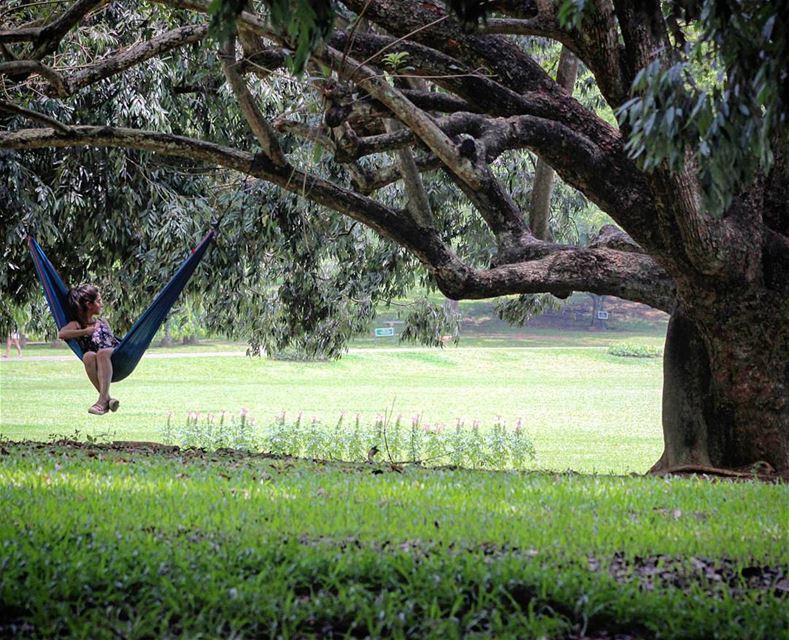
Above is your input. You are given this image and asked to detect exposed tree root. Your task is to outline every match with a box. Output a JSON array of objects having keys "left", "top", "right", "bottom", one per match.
[{"left": 650, "top": 462, "right": 785, "bottom": 482}]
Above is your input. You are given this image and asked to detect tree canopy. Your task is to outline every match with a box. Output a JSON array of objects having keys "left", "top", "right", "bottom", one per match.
[{"left": 1, "top": 0, "right": 787, "bottom": 473}]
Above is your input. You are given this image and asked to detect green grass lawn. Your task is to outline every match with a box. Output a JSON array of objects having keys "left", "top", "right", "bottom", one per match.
[
  {"left": 1, "top": 443, "right": 786, "bottom": 639},
  {"left": 0, "top": 340, "right": 665, "bottom": 473}
]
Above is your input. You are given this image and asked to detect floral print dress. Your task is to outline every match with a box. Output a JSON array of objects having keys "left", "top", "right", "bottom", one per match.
[{"left": 77, "top": 319, "right": 120, "bottom": 353}]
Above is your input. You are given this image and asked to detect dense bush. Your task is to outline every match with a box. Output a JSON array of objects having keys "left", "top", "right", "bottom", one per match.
[{"left": 607, "top": 342, "right": 663, "bottom": 358}]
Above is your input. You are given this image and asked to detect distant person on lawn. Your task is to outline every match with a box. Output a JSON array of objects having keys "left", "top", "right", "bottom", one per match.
[
  {"left": 4, "top": 329, "right": 22, "bottom": 358},
  {"left": 58, "top": 284, "right": 120, "bottom": 416}
]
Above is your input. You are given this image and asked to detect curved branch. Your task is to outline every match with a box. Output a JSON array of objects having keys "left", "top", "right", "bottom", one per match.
[
  {"left": 479, "top": 113, "right": 665, "bottom": 254},
  {"left": 439, "top": 247, "right": 676, "bottom": 312}
]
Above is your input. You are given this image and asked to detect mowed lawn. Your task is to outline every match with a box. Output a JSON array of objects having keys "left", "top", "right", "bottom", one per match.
[
  {"left": 1, "top": 444, "right": 787, "bottom": 639},
  {"left": 0, "top": 342, "right": 665, "bottom": 473}
]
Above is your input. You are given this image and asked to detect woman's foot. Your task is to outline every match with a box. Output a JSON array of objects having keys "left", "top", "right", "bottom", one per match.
[
  {"left": 88, "top": 402, "right": 108, "bottom": 415},
  {"left": 108, "top": 398, "right": 120, "bottom": 412}
]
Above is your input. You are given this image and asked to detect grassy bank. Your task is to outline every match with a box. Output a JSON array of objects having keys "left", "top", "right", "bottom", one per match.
[
  {"left": 1, "top": 343, "right": 664, "bottom": 473},
  {"left": 0, "top": 443, "right": 786, "bottom": 639}
]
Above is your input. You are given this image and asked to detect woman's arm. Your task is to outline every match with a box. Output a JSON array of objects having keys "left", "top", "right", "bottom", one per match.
[{"left": 58, "top": 321, "right": 94, "bottom": 340}]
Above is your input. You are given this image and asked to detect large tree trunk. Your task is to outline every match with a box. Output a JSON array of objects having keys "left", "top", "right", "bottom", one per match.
[{"left": 653, "top": 296, "right": 788, "bottom": 474}]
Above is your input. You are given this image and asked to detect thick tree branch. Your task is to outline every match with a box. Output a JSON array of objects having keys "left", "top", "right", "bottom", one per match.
[
  {"left": 612, "top": 0, "right": 669, "bottom": 81},
  {"left": 0, "top": 59, "right": 67, "bottom": 96},
  {"left": 0, "top": 28, "right": 42, "bottom": 44},
  {"left": 150, "top": 0, "right": 637, "bottom": 240},
  {"left": 220, "top": 35, "right": 287, "bottom": 166},
  {"left": 325, "top": 47, "right": 533, "bottom": 245},
  {"left": 399, "top": 89, "right": 477, "bottom": 114},
  {"left": 0, "top": 124, "right": 457, "bottom": 269},
  {"left": 62, "top": 23, "right": 209, "bottom": 95},
  {"left": 487, "top": 0, "right": 628, "bottom": 107},
  {"left": 441, "top": 246, "right": 675, "bottom": 312},
  {"left": 342, "top": 0, "right": 620, "bottom": 149},
  {"left": 478, "top": 113, "right": 665, "bottom": 254}
]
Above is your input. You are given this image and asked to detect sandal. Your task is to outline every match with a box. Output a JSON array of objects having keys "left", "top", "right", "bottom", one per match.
[
  {"left": 108, "top": 398, "right": 120, "bottom": 412},
  {"left": 88, "top": 402, "right": 108, "bottom": 416}
]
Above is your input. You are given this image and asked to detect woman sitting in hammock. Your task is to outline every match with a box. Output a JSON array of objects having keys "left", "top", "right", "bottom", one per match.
[{"left": 57, "top": 284, "right": 120, "bottom": 415}]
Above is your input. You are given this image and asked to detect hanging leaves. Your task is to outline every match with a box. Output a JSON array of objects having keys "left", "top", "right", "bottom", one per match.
[{"left": 208, "top": 0, "right": 335, "bottom": 74}]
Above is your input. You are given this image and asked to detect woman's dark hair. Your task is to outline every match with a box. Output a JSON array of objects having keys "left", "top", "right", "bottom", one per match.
[{"left": 67, "top": 284, "right": 100, "bottom": 325}]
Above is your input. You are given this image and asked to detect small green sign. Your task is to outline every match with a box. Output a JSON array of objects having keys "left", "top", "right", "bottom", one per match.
[{"left": 374, "top": 327, "right": 395, "bottom": 337}]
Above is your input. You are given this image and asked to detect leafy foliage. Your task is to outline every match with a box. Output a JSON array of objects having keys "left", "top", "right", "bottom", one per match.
[{"left": 616, "top": 0, "right": 787, "bottom": 213}]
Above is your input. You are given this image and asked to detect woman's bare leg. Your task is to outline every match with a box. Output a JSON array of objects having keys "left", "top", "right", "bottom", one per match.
[
  {"left": 96, "top": 348, "right": 113, "bottom": 405},
  {"left": 83, "top": 352, "right": 100, "bottom": 392}
]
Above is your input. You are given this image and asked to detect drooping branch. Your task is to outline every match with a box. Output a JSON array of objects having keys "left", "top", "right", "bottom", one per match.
[{"left": 0, "top": 124, "right": 454, "bottom": 268}]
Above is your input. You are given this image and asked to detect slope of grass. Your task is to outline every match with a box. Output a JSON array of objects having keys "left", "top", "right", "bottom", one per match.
[
  {"left": 1, "top": 345, "right": 663, "bottom": 473},
  {"left": 0, "top": 443, "right": 786, "bottom": 639}
]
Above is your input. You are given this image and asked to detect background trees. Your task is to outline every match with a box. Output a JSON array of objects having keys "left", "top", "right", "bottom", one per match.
[{"left": 1, "top": 0, "right": 786, "bottom": 472}]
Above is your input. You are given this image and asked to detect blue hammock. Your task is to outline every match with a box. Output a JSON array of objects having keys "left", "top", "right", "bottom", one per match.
[{"left": 28, "top": 231, "right": 215, "bottom": 382}]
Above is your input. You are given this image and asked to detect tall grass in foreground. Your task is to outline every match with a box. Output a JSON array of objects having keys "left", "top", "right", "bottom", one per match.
[{"left": 1, "top": 443, "right": 786, "bottom": 639}]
